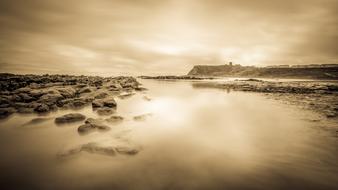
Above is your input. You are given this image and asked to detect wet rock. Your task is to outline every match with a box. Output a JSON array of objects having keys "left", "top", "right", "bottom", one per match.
[
  {"left": 19, "top": 93, "right": 35, "bottom": 102},
  {"left": 0, "top": 107, "right": 16, "bottom": 119},
  {"left": 326, "top": 112, "right": 337, "bottom": 118},
  {"left": 96, "top": 107, "right": 115, "bottom": 116},
  {"left": 135, "top": 87, "right": 148, "bottom": 91},
  {"left": 17, "top": 107, "right": 35, "bottom": 114},
  {"left": 57, "top": 87, "right": 76, "bottom": 98},
  {"left": 72, "top": 99, "right": 87, "bottom": 108},
  {"left": 92, "top": 99, "right": 104, "bottom": 108},
  {"left": 133, "top": 113, "right": 152, "bottom": 121},
  {"left": 23, "top": 117, "right": 52, "bottom": 126},
  {"left": 78, "top": 87, "right": 91, "bottom": 94},
  {"left": 30, "top": 90, "right": 44, "bottom": 98},
  {"left": 115, "top": 146, "right": 139, "bottom": 155},
  {"left": 118, "top": 92, "right": 135, "bottom": 99},
  {"left": 78, "top": 123, "right": 95, "bottom": 134},
  {"left": 79, "top": 143, "right": 116, "bottom": 156},
  {"left": 38, "top": 93, "right": 63, "bottom": 105},
  {"left": 105, "top": 115, "right": 124, "bottom": 123},
  {"left": 57, "top": 143, "right": 139, "bottom": 158},
  {"left": 55, "top": 113, "right": 86, "bottom": 124},
  {"left": 94, "top": 92, "right": 108, "bottom": 99},
  {"left": 103, "top": 98, "right": 117, "bottom": 108},
  {"left": 78, "top": 118, "right": 110, "bottom": 134},
  {"left": 34, "top": 104, "right": 50, "bottom": 113},
  {"left": 0, "top": 74, "right": 142, "bottom": 115},
  {"left": 143, "top": 96, "right": 152, "bottom": 101}
]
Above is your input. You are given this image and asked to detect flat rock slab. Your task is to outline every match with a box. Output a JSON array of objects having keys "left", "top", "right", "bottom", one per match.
[
  {"left": 22, "top": 117, "right": 52, "bottom": 126},
  {"left": 133, "top": 113, "right": 153, "bottom": 121},
  {"left": 96, "top": 107, "right": 115, "bottom": 116},
  {"left": 105, "top": 115, "right": 124, "bottom": 123},
  {"left": 78, "top": 118, "right": 110, "bottom": 134},
  {"left": 57, "top": 142, "right": 140, "bottom": 158},
  {"left": 55, "top": 113, "right": 86, "bottom": 124}
]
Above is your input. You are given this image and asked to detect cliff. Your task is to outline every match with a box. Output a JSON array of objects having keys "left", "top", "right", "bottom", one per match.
[{"left": 187, "top": 65, "right": 338, "bottom": 79}]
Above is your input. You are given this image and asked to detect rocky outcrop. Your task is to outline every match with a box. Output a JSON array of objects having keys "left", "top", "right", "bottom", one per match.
[
  {"left": 0, "top": 74, "right": 142, "bottom": 119},
  {"left": 55, "top": 113, "right": 86, "bottom": 124}
]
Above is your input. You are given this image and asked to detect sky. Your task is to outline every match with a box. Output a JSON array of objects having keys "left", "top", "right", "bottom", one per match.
[{"left": 0, "top": 0, "right": 337, "bottom": 76}]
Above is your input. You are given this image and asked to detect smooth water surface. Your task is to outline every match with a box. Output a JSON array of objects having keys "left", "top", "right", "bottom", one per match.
[{"left": 0, "top": 79, "right": 337, "bottom": 190}]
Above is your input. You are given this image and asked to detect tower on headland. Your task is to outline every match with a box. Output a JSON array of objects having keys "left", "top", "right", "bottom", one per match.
[{"left": 229, "top": 62, "right": 233, "bottom": 66}]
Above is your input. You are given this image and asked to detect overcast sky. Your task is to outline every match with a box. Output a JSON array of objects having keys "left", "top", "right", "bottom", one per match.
[{"left": 0, "top": 0, "right": 337, "bottom": 75}]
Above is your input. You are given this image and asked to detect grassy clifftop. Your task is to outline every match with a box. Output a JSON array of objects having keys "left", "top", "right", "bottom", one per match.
[{"left": 187, "top": 65, "right": 338, "bottom": 79}]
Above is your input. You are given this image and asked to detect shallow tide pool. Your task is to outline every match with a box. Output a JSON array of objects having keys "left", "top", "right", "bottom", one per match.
[{"left": 0, "top": 79, "right": 337, "bottom": 190}]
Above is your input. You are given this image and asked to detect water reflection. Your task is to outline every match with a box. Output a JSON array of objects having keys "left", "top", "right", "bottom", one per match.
[{"left": 0, "top": 79, "right": 337, "bottom": 189}]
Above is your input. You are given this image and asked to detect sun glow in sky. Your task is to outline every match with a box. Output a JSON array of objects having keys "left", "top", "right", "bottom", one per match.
[{"left": 0, "top": 0, "right": 337, "bottom": 75}]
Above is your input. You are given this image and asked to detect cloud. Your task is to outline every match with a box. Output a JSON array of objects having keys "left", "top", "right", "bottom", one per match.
[{"left": 0, "top": 0, "right": 337, "bottom": 75}]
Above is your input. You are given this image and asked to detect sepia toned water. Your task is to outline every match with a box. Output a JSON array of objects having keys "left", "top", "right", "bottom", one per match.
[{"left": 0, "top": 79, "right": 337, "bottom": 190}]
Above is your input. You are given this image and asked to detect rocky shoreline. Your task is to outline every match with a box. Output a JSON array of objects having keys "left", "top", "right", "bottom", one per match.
[
  {"left": 192, "top": 79, "right": 338, "bottom": 119},
  {"left": 138, "top": 75, "right": 215, "bottom": 80},
  {"left": 0, "top": 73, "right": 146, "bottom": 119}
]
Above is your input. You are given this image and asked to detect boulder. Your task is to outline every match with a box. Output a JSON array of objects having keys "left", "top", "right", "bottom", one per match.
[
  {"left": 55, "top": 113, "right": 86, "bottom": 124},
  {"left": 57, "top": 87, "right": 76, "bottom": 98},
  {"left": 38, "top": 93, "right": 63, "bottom": 105}
]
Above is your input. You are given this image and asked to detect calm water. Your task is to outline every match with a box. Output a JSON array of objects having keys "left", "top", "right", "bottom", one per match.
[{"left": 0, "top": 79, "right": 337, "bottom": 190}]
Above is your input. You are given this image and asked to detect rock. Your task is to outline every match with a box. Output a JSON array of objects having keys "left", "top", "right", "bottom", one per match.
[
  {"left": 118, "top": 92, "right": 135, "bottom": 99},
  {"left": 0, "top": 107, "right": 16, "bottom": 119},
  {"left": 96, "top": 107, "right": 115, "bottom": 116},
  {"left": 78, "top": 87, "right": 91, "bottom": 94},
  {"left": 133, "top": 113, "right": 152, "bottom": 121},
  {"left": 14, "top": 87, "right": 31, "bottom": 94},
  {"left": 55, "top": 113, "right": 86, "bottom": 124},
  {"left": 79, "top": 143, "right": 116, "bottom": 156},
  {"left": 17, "top": 107, "right": 35, "bottom": 113},
  {"left": 23, "top": 117, "right": 51, "bottom": 126},
  {"left": 34, "top": 104, "right": 50, "bottom": 113},
  {"left": 19, "top": 93, "right": 35, "bottom": 102},
  {"left": 94, "top": 92, "right": 108, "bottom": 99},
  {"left": 103, "top": 98, "right": 117, "bottom": 108},
  {"left": 105, "top": 115, "right": 124, "bottom": 123},
  {"left": 143, "top": 96, "right": 151, "bottom": 101},
  {"left": 115, "top": 146, "right": 139, "bottom": 155},
  {"left": 78, "top": 118, "right": 110, "bottom": 134},
  {"left": 135, "top": 87, "right": 148, "bottom": 91},
  {"left": 72, "top": 99, "right": 88, "bottom": 108},
  {"left": 92, "top": 99, "right": 104, "bottom": 108},
  {"left": 78, "top": 123, "right": 95, "bottom": 134},
  {"left": 57, "top": 143, "right": 139, "bottom": 158},
  {"left": 38, "top": 93, "right": 63, "bottom": 105},
  {"left": 326, "top": 112, "right": 337, "bottom": 118},
  {"left": 57, "top": 87, "right": 76, "bottom": 98},
  {"left": 30, "top": 90, "right": 44, "bottom": 98}
]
